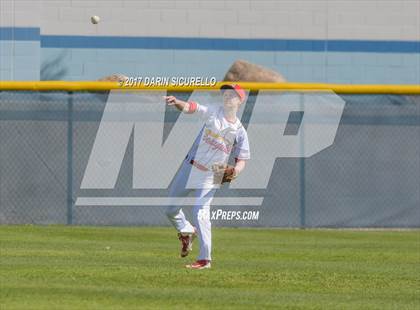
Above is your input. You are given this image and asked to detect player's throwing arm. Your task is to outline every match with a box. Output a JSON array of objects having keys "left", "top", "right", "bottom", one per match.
[{"left": 163, "top": 96, "right": 194, "bottom": 114}]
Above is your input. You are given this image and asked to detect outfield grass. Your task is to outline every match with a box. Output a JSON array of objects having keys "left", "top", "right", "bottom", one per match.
[{"left": 0, "top": 226, "right": 419, "bottom": 309}]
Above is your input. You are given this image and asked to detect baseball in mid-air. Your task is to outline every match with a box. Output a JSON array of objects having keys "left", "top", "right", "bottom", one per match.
[{"left": 91, "top": 15, "right": 100, "bottom": 24}]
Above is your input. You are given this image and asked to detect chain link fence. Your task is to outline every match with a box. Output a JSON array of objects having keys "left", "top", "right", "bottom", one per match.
[{"left": 0, "top": 90, "right": 419, "bottom": 227}]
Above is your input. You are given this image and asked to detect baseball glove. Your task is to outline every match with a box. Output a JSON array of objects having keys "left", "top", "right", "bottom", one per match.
[{"left": 212, "top": 163, "right": 237, "bottom": 184}]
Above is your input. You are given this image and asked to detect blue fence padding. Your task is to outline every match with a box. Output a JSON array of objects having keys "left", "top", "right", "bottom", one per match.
[{"left": 0, "top": 91, "right": 419, "bottom": 227}]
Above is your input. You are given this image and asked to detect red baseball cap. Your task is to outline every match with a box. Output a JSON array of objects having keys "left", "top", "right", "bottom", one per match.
[{"left": 220, "top": 84, "right": 246, "bottom": 103}]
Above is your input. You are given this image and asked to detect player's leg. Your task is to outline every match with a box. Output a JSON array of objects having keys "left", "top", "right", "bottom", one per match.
[
  {"left": 166, "top": 160, "right": 198, "bottom": 258},
  {"left": 189, "top": 187, "right": 215, "bottom": 267},
  {"left": 165, "top": 160, "right": 195, "bottom": 234}
]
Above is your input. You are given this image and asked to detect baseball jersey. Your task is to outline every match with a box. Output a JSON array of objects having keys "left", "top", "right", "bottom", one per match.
[{"left": 185, "top": 102, "right": 250, "bottom": 169}]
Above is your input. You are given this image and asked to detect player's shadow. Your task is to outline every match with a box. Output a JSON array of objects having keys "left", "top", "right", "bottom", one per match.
[{"left": 41, "top": 50, "right": 68, "bottom": 80}]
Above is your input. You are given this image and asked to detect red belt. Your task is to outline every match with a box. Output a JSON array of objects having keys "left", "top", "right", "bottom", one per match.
[{"left": 189, "top": 160, "right": 209, "bottom": 172}]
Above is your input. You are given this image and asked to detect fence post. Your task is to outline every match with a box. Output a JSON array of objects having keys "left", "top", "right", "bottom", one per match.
[
  {"left": 299, "top": 93, "right": 306, "bottom": 228},
  {"left": 67, "top": 91, "right": 73, "bottom": 225}
]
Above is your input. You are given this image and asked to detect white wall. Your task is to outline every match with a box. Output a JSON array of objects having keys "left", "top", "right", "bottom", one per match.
[
  {"left": 1, "top": 0, "right": 419, "bottom": 82},
  {"left": 1, "top": 0, "right": 41, "bottom": 27},
  {"left": 40, "top": 0, "right": 420, "bottom": 41},
  {"left": 0, "top": 0, "right": 41, "bottom": 80}
]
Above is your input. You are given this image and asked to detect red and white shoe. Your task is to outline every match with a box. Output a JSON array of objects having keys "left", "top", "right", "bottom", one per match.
[
  {"left": 186, "top": 260, "right": 211, "bottom": 269},
  {"left": 178, "top": 230, "right": 196, "bottom": 258}
]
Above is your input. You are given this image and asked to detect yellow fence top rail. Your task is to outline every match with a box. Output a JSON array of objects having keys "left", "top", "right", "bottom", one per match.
[{"left": 0, "top": 81, "right": 419, "bottom": 94}]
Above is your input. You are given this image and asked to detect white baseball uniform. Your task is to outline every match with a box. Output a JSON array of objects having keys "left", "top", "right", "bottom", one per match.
[{"left": 166, "top": 101, "right": 250, "bottom": 261}]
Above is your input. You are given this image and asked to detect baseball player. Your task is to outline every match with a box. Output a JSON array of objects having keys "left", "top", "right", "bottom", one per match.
[{"left": 163, "top": 84, "right": 250, "bottom": 269}]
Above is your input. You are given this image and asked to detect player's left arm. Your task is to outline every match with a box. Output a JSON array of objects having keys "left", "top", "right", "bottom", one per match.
[
  {"left": 232, "top": 127, "right": 250, "bottom": 178},
  {"left": 233, "top": 159, "right": 246, "bottom": 177},
  {"left": 212, "top": 126, "right": 250, "bottom": 184}
]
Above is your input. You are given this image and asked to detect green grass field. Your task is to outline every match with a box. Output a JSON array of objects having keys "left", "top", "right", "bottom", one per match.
[{"left": 0, "top": 226, "right": 419, "bottom": 309}]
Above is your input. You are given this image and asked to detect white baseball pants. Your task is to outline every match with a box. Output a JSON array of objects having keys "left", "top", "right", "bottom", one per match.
[{"left": 165, "top": 160, "right": 216, "bottom": 261}]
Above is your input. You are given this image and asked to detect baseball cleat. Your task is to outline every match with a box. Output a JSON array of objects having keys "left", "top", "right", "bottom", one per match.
[
  {"left": 178, "top": 230, "right": 196, "bottom": 258},
  {"left": 186, "top": 260, "right": 211, "bottom": 269}
]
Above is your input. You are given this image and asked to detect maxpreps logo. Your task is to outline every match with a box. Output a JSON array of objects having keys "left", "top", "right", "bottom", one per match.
[
  {"left": 75, "top": 90, "right": 345, "bottom": 207},
  {"left": 198, "top": 209, "right": 260, "bottom": 221}
]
